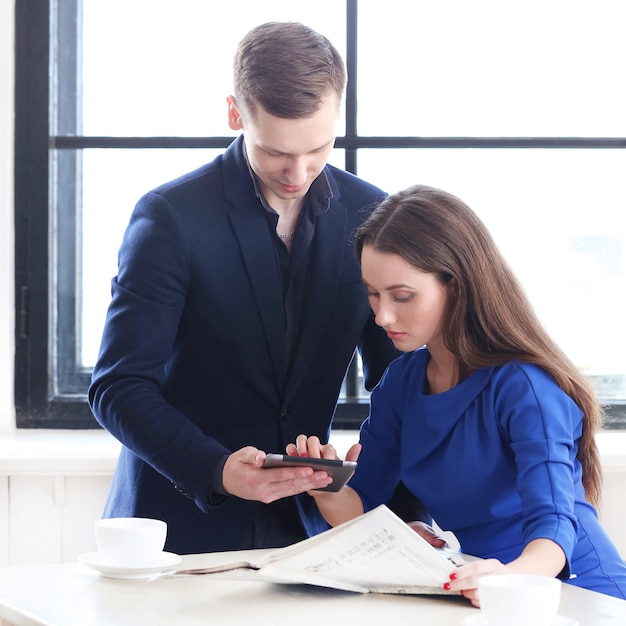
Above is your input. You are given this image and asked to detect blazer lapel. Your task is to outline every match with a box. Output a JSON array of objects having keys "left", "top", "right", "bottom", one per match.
[
  {"left": 222, "top": 138, "right": 287, "bottom": 388},
  {"left": 221, "top": 138, "right": 347, "bottom": 401},
  {"left": 283, "top": 201, "right": 347, "bottom": 400},
  {"left": 229, "top": 204, "right": 287, "bottom": 388}
]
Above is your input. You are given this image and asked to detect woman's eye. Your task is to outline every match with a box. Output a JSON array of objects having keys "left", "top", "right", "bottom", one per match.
[{"left": 393, "top": 294, "right": 412, "bottom": 303}]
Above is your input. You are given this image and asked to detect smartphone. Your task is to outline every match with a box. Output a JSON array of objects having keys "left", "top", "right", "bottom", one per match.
[{"left": 262, "top": 454, "right": 357, "bottom": 492}]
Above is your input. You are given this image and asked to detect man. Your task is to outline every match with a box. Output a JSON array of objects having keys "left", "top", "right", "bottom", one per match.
[{"left": 89, "top": 21, "right": 433, "bottom": 554}]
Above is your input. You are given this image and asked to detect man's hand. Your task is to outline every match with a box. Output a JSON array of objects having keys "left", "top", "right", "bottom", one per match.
[{"left": 221, "top": 446, "right": 333, "bottom": 502}]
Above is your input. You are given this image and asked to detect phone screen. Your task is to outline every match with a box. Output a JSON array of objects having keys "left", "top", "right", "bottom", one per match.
[{"left": 262, "top": 454, "right": 357, "bottom": 492}]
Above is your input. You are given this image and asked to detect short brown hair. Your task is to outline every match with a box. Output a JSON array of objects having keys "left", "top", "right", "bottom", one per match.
[{"left": 233, "top": 21, "right": 346, "bottom": 119}]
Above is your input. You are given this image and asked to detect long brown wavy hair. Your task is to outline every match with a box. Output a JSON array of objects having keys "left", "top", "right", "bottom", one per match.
[{"left": 355, "top": 184, "right": 604, "bottom": 506}]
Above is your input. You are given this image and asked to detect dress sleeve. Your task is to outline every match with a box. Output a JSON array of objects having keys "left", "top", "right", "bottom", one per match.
[
  {"left": 494, "top": 363, "right": 584, "bottom": 577},
  {"left": 348, "top": 357, "right": 407, "bottom": 512}
]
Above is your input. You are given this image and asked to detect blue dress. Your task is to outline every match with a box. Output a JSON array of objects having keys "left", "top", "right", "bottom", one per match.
[{"left": 349, "top": 348, "right": 626, "bottom": 599}]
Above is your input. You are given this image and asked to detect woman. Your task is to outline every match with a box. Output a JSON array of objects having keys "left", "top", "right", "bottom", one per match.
[{"left": 292, "top": 184, "right": 626, "bottom": 606}]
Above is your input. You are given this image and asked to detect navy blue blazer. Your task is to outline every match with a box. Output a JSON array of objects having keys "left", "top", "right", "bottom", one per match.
[{"left": 89, "top": 136, "right": 403, "bottom": 553}]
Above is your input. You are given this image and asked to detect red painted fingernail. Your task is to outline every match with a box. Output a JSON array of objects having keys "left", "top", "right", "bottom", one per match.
[
  {"left": 443, "top": 582, "right": 451, "bottom": 591},
  {"left": 450, "top": 572, "right": 458, "bottom": 580},
  {"left": 289, "top": 449, "right": 298, "bottom": 457},
  {"left": 300, "top": 452, "right": 308, "bottom": 458}
]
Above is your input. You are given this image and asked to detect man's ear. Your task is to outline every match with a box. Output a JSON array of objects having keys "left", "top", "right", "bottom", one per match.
[{"left": 226, "top": 95, "right": 243, "bottom": 131}]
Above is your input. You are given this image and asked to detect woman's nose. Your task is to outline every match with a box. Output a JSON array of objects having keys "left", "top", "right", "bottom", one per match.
[{"left": 374, "top": 303, "right": 395, "bottom": 327}]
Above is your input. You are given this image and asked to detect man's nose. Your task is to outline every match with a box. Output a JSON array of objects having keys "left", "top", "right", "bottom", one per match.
[{"left": 285, "top": 157, "right": 308, "bottom": 185}]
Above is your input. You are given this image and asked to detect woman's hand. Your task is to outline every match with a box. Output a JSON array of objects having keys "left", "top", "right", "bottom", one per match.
[
  {"left": 443, "top": 559, "right": 509, "bottom": 607},
  {"left": 444, "top": 538, "right": 565, "bottom": 607},
  {"left": 286, "top": 434, "right": 364, "bottom": 527},
  {"left": 407, "top": 521, "right": 449, "bottom": 549},
  {"left": 287, "top": 435, "right": 361, "bottom": 463}
]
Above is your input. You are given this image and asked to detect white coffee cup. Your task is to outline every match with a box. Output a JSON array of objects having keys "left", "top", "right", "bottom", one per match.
[
  {"left": 95, "top": 517, "right": 167, "bottom": 568},
  {"left": 478, "top": 574, "right": 562, "bottom": 626}
]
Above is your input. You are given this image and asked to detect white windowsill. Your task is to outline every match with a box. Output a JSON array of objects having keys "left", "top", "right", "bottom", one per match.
[
  {"left": 0, "top": 430, "right": 122, "bottom": 475},
  {"left": 1, "top": 429, "right": 625, "bottom": 475}
]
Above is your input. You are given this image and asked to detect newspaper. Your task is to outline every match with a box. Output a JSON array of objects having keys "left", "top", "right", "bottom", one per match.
[{"left": 174, "top": 505, "right": 464, "bottom": 594}]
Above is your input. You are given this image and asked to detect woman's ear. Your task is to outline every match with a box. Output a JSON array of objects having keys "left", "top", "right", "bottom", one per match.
[
  {"left": 226, "top": 95, "right": 243, "bottom": 131},
  {"left": 447, "top": 277, "right": 459, "bottom": 299}
]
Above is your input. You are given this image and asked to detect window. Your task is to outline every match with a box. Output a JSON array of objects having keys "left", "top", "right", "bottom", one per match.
[{"left": 15, "top": 0, "right": 626, "bottom": 428}]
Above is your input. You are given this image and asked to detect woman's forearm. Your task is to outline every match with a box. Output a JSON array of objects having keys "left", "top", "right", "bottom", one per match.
[
  {"left": 506, "top": 538, "right": 567, "bottom": 577},
  {"left": 312, "top": 485, "right": 365, "bottom": 527}
]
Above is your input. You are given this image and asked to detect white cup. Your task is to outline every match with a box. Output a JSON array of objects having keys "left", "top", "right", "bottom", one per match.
[
  {"left": 95, "top": 517, "right": 167, "bottom": 568},
  {"left": 478, "top": 574, "right": 562, "bottom": 626}
]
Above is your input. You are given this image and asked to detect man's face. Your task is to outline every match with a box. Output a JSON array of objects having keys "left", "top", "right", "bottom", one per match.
[{"left": 227, "top": 94, "right": 339, "bottom": 211}]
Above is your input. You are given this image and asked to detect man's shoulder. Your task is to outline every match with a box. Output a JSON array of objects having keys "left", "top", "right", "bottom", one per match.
[
  {"left": 151, "top": 157, "right": 224, "bottom": 198},
  {"left": 150, "top": 137, "right": 246, "bottom": 200},
  {"left": 325, "top": 164, "right": 386, "bottom": 208}
]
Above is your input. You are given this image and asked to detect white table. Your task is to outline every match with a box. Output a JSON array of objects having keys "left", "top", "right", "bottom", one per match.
[{"left": 1, "top": 551, "right": 625, "bottom": 626}]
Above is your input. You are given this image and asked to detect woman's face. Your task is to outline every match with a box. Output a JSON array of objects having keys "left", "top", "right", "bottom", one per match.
[{"left": 361, "top": 245, "right": 452, "bottom": 353}]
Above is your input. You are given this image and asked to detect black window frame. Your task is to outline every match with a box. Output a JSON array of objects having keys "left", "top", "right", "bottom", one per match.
[{"left": 14, "top": 0, "right": 626, "bottom": 429}]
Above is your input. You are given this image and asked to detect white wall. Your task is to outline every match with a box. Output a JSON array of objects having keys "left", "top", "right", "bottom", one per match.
[{"left": 0, "top": 0, "right": 15, "bottom": 435}]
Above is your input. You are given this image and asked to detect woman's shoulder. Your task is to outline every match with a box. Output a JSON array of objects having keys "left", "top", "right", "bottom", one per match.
[
  {"left": 390, "top": 347, "right": 429, "bottom": 369},
  {"left": 493, "top": 360, "right": 558, "bottom": 388},
  {"left": 379, "top": 348, "right": 429, "bottom": 387},
  {"left": 490, "top": 360, "right": 574, "bottom": 410}
]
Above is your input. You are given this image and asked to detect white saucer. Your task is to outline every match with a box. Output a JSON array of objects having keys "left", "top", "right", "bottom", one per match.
[
  {"left": 460, "top": 614, "right": 578, "bottom": 626},
  {"left": 78, "top": 551, "right": 182, "bottom": 579}
]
